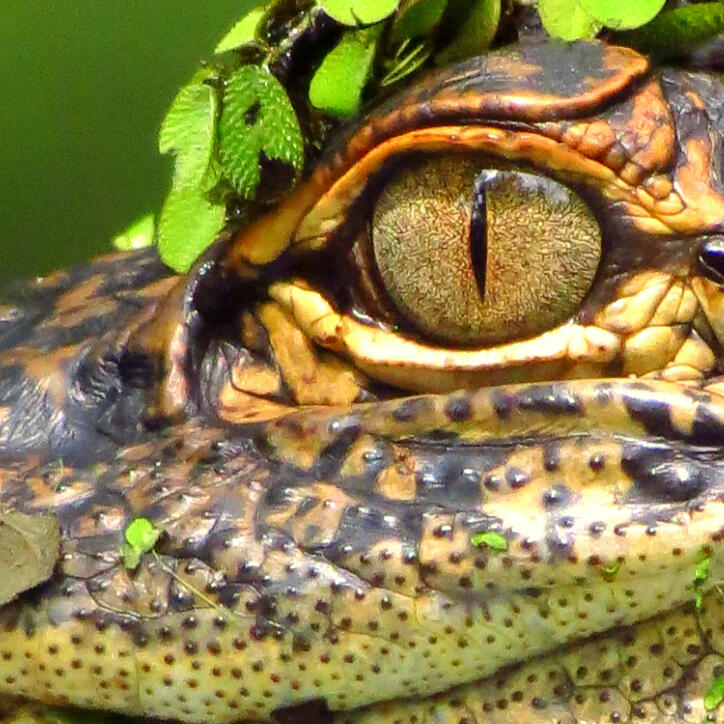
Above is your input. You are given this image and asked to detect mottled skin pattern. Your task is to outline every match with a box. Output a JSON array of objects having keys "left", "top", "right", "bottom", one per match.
[{"left": 0, "top": 41, "right": 723, "bottom": 724}]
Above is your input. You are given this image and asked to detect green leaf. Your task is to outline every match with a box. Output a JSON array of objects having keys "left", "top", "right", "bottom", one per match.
[
  {"left": 436, "top": 0, "right": 500, "bottom": 64},
  {"left": 320, "top": 0, "right": 400, "bottom": 25},
  {"left": 111, "top": 213, "right": 155, "bottom": 251},
  {"left": 125, "top": 517, "right": 160, "bottom": 552},
  {"left": 157, "top": 185, "right": 225, "bottom": 273},
  {"left": 215, "top": 7, "right": 265, "bottom": 53},
  {"left": 601, "top": 560, "right": 621, "bottom": 582},
  {"left": 309, "top": 27, "right": 381, "bottom": 117},
  {"left": 470, "top": 531, "right": 508, "bottom": 551},
  {"left": 121, "top": 545, "right": 142, "bottom": 570},
  {"left": 538, "top": 0, "right": 600, "bottom": 40},
  {"left": 219, "top": 65, "right": 304, "bottom": 199},
  {"left": 695, "top": 555, "right": 712, "bottom": 584},
  {"left": 614, "top": 3, "right": 724, "bottom": 61},
  {"left": 580, "top": 0, "right": 665, "bottom": 30},
  {"left": 392, "top": 0, "right": 448, "bottom": 41},
  {"left": 122, "top": 518, "right": 161, "bottom": 570},
  {"left": 159, "top": 70, "right": 217, "bottom": 190},
  {"left": 381, "top": 38, "right": 432, "bottom": 87},
  {"left": 704, "top": 675, "right": 724, "bottom": 710}
]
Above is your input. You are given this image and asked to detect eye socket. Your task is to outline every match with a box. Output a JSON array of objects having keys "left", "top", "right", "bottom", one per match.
[{"left": 370, "top": 155, "right": 602, "bottom": 346}]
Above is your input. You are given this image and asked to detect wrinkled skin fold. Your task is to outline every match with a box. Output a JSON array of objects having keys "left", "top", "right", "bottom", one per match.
[{"left": 0, "top": 40, "right": 723, "bottom": 724}]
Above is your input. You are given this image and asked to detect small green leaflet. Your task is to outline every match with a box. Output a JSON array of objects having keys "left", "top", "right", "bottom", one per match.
[
  {"left": 215, "top": 7, "right": 265, "bottom": 53},
  {"left": 310, "top": 27, "right": 381, "bottom": 117},
  {"left": 704, "top": 675, "right": 724, "bottom": 710},
  {"left": 159, "top": 69, "right": 217, "bottom": 190},
  {"left": 121, "top": 517, "right": 160, "bottom": 570},
  {"left": 694, "top": 553, "right": 712, "bottom": 610},
  {"left": 381, "top": 39, "right": 431, "bottom": 87},
  {"left": 580, "top": 0, "right": 665, "bottom": 31},
  {"left": 695, "top": 555, "right": 712, "bottom": 584},
  {"left": 219, "top": 65, "right": 304, "bottom": 200},
  {"left": 470, "top": 531, "right": 507, "bottom": 551},
  {"left": 319, "top": 0, "right": 400, "bottom": 26},
  {"left": 111, "top": 213, "right": 155, "bottom": 251},
  {"left": 436, "top": 0, "right": 500, "bottom": 64},
  {"left": 392, "top": 0, "right": 448, "bottom": 41},
  {"left": 601, "top": 560, "right": 621, "bottom": 582},
  {"left": 538, "top": 0, "right": 599, "bottom": 40},
  {"left": 157, "top": 185, "right": 225, "bottom": 273},
  {"left": 539, "top": 0, "right": 665, "bottom": 38}
]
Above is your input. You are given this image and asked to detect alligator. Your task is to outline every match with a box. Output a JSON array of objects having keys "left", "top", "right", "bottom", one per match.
[{"left": 0, "top": 24, "right": 722, "bottom": 724}]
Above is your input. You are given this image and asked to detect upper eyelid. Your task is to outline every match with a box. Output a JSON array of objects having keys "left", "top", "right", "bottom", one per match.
[{"left": 223, "top": 44, "right": 650, "bottom": 270}]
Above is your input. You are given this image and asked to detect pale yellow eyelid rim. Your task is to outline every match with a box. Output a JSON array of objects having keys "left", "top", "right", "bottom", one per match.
[{"left": 269, "top": 280, "right": 621, "bottom": 389}]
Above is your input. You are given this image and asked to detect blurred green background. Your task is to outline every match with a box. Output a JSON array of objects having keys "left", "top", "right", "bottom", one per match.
[{"left": 0, "top": 1, "right": 261, "bottom": 283}]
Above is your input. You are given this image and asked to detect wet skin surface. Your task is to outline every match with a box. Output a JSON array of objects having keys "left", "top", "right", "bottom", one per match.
[{"left": 0, "top": 41, "right": 723, "bottom": 723}]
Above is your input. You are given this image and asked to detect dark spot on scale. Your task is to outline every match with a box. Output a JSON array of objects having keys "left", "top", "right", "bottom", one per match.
[
  {"left": 543, "top": 444, "right": 560, "bottom": 471},
  {"left": 622, "top": 441, "right": 717, "bottom": 503},
  {"left": 542, "top": 484, "right": 571, "bottom": 508},
  {"left": 293, "top": 633, "right": 312, "bottom": 653},
  {"left": 393, "top": 398, "right": 428, "bottom": 423},
  {"left": 622, "top": 385, "right": 679, "bottom": 439},
  {"left": 445, "top": 396, "right": 472, "bottom": 422},
  {"left": 313, "top": 424, "right": 362, "bottom": 479},
  {"left": 516, "top": 384, "right": 583, "bottom": 415},
  {"left": 558, "top": 515, "right": 575, "bottom": 529},
  {"left": 594, "top": 383, "right": 613, "bottom": 406},
  {"left": 506, "top": 467, "right": 530, "bottom": 489},
  {"left": 491, "top": 390, "right": 513, "bottom": 419},
  {"left": 691, "top": 401, "right": 724, "bottom": 445}
]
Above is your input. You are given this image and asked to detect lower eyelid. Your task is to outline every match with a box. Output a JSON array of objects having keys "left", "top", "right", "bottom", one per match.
[{"left": 268, "top": 279, "right": 622, "bottom": 393}]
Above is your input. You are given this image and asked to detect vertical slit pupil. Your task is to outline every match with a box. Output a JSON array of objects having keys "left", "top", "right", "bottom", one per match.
[{"left": 470, "top": 170, "right": 491, "bottom": 301}]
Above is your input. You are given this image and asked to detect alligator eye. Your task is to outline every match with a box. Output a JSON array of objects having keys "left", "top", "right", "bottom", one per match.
[
  {"left": 698, "top": 237, "right": 724, "bottom": 284},
  {"left": 371, "top": 155, "right": 601, "bottom": 346}
]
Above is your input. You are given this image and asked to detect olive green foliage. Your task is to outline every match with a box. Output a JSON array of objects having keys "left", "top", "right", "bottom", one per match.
[{"left": 152, "top": 0, "right": 721, "bottom": 274}]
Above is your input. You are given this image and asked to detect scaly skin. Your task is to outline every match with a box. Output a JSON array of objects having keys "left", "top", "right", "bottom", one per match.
[{"left": 0, "top": 40, "right": 723, "bottom": 723}]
